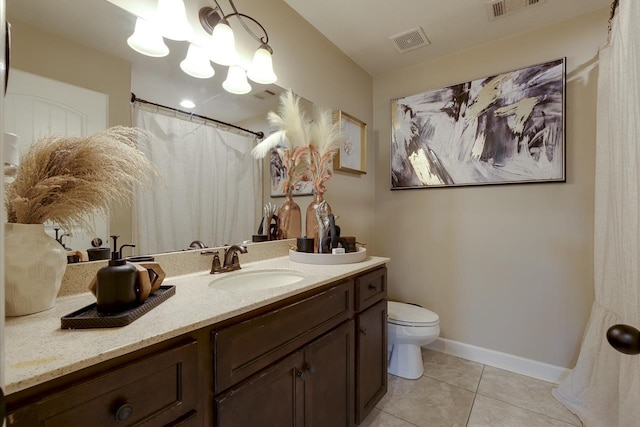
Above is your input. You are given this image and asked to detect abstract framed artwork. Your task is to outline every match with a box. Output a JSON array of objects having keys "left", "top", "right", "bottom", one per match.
[
  {"left": 334, "top": 110, "right": 367, "bottom": 174},
  {"left": 390, "top": 58, "right": 566, "bottom": 189}
]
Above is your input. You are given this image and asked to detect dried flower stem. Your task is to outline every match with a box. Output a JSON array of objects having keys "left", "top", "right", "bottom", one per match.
[{"left": 5, "top": 126, "right": 161, "bottom": 233}]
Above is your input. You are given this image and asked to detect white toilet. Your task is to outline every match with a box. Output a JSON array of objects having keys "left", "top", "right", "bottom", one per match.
[{"left": 387, "top": 301, "right": 440, "bottom": 380}]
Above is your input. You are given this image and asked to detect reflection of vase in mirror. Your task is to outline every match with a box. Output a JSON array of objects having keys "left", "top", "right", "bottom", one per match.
[
  {"left": 278, "top": 187, "right": 302, "bottom": 239},
  {"left": 306, "top": 192, "right": 331, "bottom": 252}
]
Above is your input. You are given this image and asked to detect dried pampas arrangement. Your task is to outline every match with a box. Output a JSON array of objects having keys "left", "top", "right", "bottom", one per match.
[
  {"left": 5, "top": 126, "right": 160, "bottom": 233},
  {"left": 252, "top": 89, "right": 342, "bottom": 194}
]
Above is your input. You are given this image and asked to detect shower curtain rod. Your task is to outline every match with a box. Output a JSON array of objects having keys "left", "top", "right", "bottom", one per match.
[{"left": 130, "top": 93, "right": 265, "bottom": 139}]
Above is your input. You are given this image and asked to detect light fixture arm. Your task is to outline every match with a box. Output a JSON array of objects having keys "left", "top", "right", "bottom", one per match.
[{"left": 210, "top": 0, "right": 271, "bottom": 49}]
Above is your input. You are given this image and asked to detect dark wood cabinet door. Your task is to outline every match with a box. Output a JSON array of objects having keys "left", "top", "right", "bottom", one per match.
[
  {"left": 356, "top": 299, "right": 387, "bottom": 424},
  {"left": 6, "top": 340, "right": 199, "bottom": 427},
  {"left": 215, "top": 351, "right": 305, "bottom": 427},
  {"left": 303, "top": 320, "right": 355, "bottom": 427}
]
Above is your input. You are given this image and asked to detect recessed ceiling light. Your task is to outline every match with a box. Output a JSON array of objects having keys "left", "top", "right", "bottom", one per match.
[{"left": 180, "top": 99, "right": 196, "bottom": 109}]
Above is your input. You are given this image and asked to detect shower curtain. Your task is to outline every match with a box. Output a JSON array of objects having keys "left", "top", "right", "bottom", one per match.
[
  {"left": 552, "top": 1, "right": 640, "bottom": 425},
  {"left": 132, "top": 104, "right": 261, "bottom": 255}
]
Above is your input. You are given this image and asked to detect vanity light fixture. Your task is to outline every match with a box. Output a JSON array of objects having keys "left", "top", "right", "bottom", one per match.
[
  {"left": 222, "top": 65, "right": 252, "bottom": 94},
  {"left": 180, "top": 44, "right": 215, "bottom": 79},
  {"left": 156, "top": 0, "right": 193, "bottom": 41},
  {"left": 126, "top": 0, "right": 277, "bottom": 95},
  {"left": 127, "top": 17, "right": 169, "bottom": 58}
]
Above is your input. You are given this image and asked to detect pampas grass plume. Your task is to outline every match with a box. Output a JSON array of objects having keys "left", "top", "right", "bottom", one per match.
[{"left": 5, "top": 126, "right": 161, "bottom": 233}]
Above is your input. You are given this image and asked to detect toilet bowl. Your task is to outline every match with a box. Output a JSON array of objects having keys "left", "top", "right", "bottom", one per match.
[{"left": 387, "top": 301, "right": 440, "bottom": 380}]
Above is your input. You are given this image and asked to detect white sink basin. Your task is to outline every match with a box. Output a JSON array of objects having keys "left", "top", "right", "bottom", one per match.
[{"left": 209, "top": 269, "right": 305, "bottom": 291}]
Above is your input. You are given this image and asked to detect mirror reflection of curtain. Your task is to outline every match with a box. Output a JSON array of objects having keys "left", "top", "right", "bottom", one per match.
[
  {"left": 552, "top": 0, "right": 639, "bottom": 425},
  {"left": 132, "top": 105, "right": 261, "bottom": 254}
]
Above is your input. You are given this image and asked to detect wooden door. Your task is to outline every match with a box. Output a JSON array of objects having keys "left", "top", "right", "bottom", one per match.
[
  {"left": 215, "top": 350, "right": 305, "bottom": 427},
  {"left": 303, "top": 320, "right": 354, "bottom": 427},
  {"left": 355, "top": 299, "right": 387, "bottom": 424}
]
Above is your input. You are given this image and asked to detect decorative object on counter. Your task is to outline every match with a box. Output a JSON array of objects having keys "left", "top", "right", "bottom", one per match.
[
  {"left": 95, "top": 235, "right": 140, "bottom": 314},
  {"left": 303, "top": 102, "right": 342, "bottom": 250},
  {"left": 61, "top": 285, "right": 176, "bottom": 329},
  {"left": 3, "top": 126, "right": 160, "bottom": 316},
  {"left": 90, "top": 258, "right": 166, "bottom": 298},
  {"left": 252, "top": 90, "right": 343, "bottom": 243},
  {"left": 315, "top": 200, "right": 332, "bottom": 253},
  {"left": 289, "top": 246, "right": 368, "bottom": 265},
  {"left": 252, "top": 90, "right": 311, "bottom": 239},
  {"left": 318, "top": 213, "right": 350, "bottom": 254},
  {"left": 278, "top": 185, "right": 302, "bottom": 239},
  {"left": 4, "top": 223, "right": 67, "bottom": 316},
  {"left": 296, "top": 237, "right": 314, "bottom": 253}
]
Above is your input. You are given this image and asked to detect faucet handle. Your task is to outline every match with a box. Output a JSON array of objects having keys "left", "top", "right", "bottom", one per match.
[{"left": 202, "top": 249, "right": 223, "bottom": 274}]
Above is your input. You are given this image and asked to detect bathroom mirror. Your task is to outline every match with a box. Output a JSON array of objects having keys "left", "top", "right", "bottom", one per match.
[{"left": 6, "top": 0, "right": 291, "bottom": 255}]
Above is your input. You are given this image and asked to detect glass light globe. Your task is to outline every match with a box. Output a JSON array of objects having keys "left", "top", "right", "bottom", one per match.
[
  {"left": 222, "top": 66, "right": 252, "bottom": 94},
  {"left": 156, "top": 0, "right": 193, "bottom": 41},
  {"left": 180, "top": 44, "right": 215, "bottom": 79},
  {"left": 247, "top": 45, "right": 277, "bottom": 84},
  {"left": 127, "top": 17, "right": 169, "bottom": 57},
  {"left": 209, "top": 21, "right": 238, "bottom": 66}
]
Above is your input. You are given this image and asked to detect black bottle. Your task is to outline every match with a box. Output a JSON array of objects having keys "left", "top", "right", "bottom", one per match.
[{"left": 96, "top": 236, "right": 139, "bottom": 314}]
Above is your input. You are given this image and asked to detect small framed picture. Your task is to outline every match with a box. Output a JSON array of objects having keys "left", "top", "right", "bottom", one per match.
[{"left": 334, "top": 110, "right": 366, "bottom": 174}]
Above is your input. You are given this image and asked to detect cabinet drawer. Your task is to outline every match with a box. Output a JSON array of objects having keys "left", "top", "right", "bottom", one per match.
[
  {"left": 214, "top": 280, "right": 353, "bottom": 393},
  {"left": 355, "top": 267, "right": 387, "bottom": 312},
  {"left": 7, "top": 340, "right": 198, "bottom": 427}
]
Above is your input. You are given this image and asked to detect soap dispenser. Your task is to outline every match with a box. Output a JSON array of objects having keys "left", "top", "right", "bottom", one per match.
[{"left": 96, "top": 235, "right": 139, "bottom": 314}]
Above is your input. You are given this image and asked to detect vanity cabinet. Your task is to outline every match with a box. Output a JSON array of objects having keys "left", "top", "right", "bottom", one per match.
[
  {"left": 215, "top": 321, "right": 354, "bottom": 427},
  {"left": 213, "top": 280, "right": 355, "bottom": 426},
  {"left": 354, "top": 268, "right": 388, "bottom": 424},
  {"left": 6, "top": 339, "right": 200, "bottom": 426},
  {"left": 5, "top": 265, "right": 387, "bottom": 427}
]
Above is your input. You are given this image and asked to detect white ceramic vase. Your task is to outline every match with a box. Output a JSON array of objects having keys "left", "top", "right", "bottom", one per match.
[{"left": 5, "top": 223, "right": 67, "bottom": 316}]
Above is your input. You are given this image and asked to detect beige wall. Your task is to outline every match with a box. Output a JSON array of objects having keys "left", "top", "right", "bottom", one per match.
[{"left": 373, "top": 8, "right": 608, "bottom": 368}]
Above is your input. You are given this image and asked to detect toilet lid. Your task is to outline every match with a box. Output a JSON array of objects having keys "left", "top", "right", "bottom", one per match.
[{"left": 388, "top": 301, "right": 439, "bottom": 326}]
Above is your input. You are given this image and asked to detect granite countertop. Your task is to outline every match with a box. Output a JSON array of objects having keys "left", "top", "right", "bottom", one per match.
[{"left": 4, "top": 254, "right": 388, "bottom": 395}]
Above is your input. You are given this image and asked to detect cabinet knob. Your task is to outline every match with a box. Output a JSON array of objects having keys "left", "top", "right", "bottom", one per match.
[
  {"left": 114, "top": 403, "right": 134, "bottom": 422},
  {"left": 296, "top": 369, "right": 306, "bottom": 381},
  {"left": 304, "top": 363, "right": 316, "bottom": 374},
  {"left": 360, "top": 328, "right": 368, "bottom": 335},
  {"left": 368, "top": 283, "right": 377, "bottom": 291}
]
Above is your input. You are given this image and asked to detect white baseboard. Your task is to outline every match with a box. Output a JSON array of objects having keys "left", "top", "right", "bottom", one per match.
[{"left": 425, "top": 337, "right": 571, "bottom": 384}]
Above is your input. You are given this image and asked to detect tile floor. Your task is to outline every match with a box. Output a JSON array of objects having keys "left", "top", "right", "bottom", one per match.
[{"left": 361, "top": 349, "right": 582, "bottom": 427}]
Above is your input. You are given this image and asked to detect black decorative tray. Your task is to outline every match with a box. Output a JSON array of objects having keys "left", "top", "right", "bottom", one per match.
[{"left": 60, "top": 285, "right": 176, "bottom": 329}]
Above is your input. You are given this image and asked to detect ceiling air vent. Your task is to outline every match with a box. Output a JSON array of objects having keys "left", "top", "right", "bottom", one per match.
[
  {"left": 486, "top": 0, "right": 546, "bottom": 21},
  {"left": 389, "top": 27, "right": 430, "bottom": 53}
]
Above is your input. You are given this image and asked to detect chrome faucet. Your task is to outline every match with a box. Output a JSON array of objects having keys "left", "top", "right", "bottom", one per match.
[{"left": 223, "top": 245, "right": 248, "bottom": 272}]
